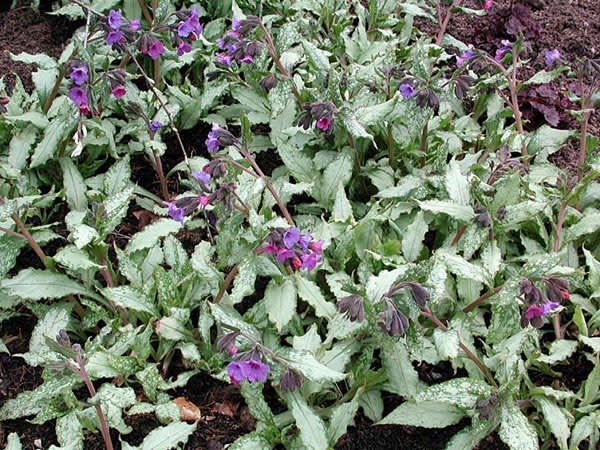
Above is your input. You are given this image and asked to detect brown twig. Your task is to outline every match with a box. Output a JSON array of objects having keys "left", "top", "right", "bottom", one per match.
[{"left": 214, "top": 266, "right": 239, "bottom": 304}]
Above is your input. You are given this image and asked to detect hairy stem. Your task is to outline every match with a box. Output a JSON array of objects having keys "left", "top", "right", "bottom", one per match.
[
  {"left": 238, "top": 147, "right": 295, "bottom": 226},
  {"left": 421, "top": 308, "right": 498, "bottom": 388},
  {"left": 463, "top": 285, "right": 504, "bottom": 313},
  {"left": 152, "top": 149, "right": 169, "bottom": 200},
  {"left": 75, "top": 353, "right": 114, "bottom": 450},
  {"left": 435, "top": 0, "right": 461, "bottom": 46}
]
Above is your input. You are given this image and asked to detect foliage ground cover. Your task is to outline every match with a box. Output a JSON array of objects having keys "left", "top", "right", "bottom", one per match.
[{"left": 1, "top": 1, "right": 600, "bottom": 449}]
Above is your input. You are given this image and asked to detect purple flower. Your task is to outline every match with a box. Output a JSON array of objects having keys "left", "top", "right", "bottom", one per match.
[
  {"left": 178, "top": 8, "right": 202, "bottom": 39},
  {"left": 457, "top": 45, "right": 475, "bottom": 66},
  {"left": 70, "top": 65, "right": 88, "bottom": 86},
  {"left": 106, "top": 30, "right": 125, "bottom": 46},
  {"left": 147, "top": 39, "right": 165, "bottom": 59},
  {"left": 483, "top": 0, "right": 493, "bottom": 10},
  {"left": 149, "top": 121, "right": 163, "bottom": 132},
  {"left": 68, "top": 87, "right": 88, "bottom": 106},
  {"left": 232, "top": 17, "right": 242, "bottom": 31},
  {"left": 542, "top": 301, "right": 560, "bottom": 315},
  {"left": 301, "top": 253, "right": 319, "bottom": 271},
  {"left": 165, "top": 201, "right": 185, "bottom": 223},
  {"left": 276, "top": 248, "right": 295, "bottom": 263},
  {"left": 239, "top": 54, "right": 255, "bottom": 64},
  {"left": 216, "top": 53, "right": 233, "bottom": 66},
  {"left": 283, "top": 227, "right": 301, "bottom": 249},
  {"left": 128, "top": 19, "right": 141, "bottom": 31},
  {"left": 205, "top": 123, "right": 223, "bottom": 152},
  {"left": 227, "top": 361, "right": 244, "bottom": 384},
  {"left": 226, "top": 359, "right": 270, "bottom": 384},
  {"left": 216, "top": 38, "right": 226, "bottom": 49},
  {"left": 495, "top": 40, "right": 512, "bottom": 61},
  {"left": 192, "top": 171, "right": 211, "bottom": 184},
  {"left": 298, "top": 233, "right": 312, "bottom": 251},
  {"left": 177, "top": 41, "right": 192, "bottom": 56},
  {"left": 399, "top": 83, "right": 415, "bottom": 99},
  {"left": 545, "top": 49, "right": 560, "bottom": 67},
  {"left": 243, "top": 360, "right": 270, "bottom": 382},
  {"left": 111, "top": 85, "right": 126, "bottom": 99},
  {"left": 107, "top": 10, "right": 123, "bottom": 30}
]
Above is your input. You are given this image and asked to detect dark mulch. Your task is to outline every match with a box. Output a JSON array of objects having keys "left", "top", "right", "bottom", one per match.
[
  {"left": 0, "top": 1, "right": 79, "bottom": 93},
  {"left": 335, "top": 416, "right": 509, "bottom": 450}
]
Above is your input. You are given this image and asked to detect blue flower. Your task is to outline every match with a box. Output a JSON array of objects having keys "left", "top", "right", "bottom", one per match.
[
  {"left": 149, "top": 120, "right": 163, "bottom": 132},
  {"left": 107, "top": 10, "right": 123, "bottom": 30},
  {"left": 164, "top": 202, "right": 185, "bottom": 223},
  {"left": 399, "top": 83, "right": 415, "bottom": 99},
  {"left": 192, "top": 171, "right": 211, "bottom": 185},
  {"left": 283, "top": 227, "right": 301, "bottom": 249},
  {"left": 227, "top": 359, "right": 270, "bottom": 384},
  {"left": 544, "top": 49, "right": 560, "bottom": 67}
]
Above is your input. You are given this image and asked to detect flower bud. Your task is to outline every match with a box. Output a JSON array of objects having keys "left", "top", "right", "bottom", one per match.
[
  {"left": 279, "top": 368, "right": 302, "bottom": 392},
  {"left": 337, "top": 295, "right": 365, "bottom": 322}
]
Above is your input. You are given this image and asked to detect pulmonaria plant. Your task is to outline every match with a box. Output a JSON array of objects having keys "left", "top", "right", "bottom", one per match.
[
  {"left": 205, "top": 123, "right": 239, "bottom": 152},
  {"left": 297, "top": 101, "right": 337, "bottom": 134},
  {"left": 263, "top": 227, "right": 324, "bottom": 271},
  {"left": 214, "top": 16, "right": 262, "bottom": 67}
]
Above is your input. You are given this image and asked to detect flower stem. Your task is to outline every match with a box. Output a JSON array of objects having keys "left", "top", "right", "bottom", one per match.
[
  {"left": 421, "top": 307, "right": 498, "bottom": 388},
  {"left": 462, "top": 285, "right": 504, "bottom": 313},
  {"left": 75, "top": 353, "right": 114, "bottom": 450}
]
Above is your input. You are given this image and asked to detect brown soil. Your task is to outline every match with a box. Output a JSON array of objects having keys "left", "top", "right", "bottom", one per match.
[{"left": 0, "top": 1, "right": 79, "bottom": 93}]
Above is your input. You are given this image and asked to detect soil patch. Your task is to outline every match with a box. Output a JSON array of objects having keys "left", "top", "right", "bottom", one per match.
[{"left": 0, "top": 1, "right": 79, "bottom": 93}]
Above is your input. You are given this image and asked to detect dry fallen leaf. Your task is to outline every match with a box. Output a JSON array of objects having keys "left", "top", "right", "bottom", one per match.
[
  {"left": 173, "top": 396, "right": 202, "bottom": 422},
  {"left": 211, "top": 401, "right": 239, "bottom": 417}
]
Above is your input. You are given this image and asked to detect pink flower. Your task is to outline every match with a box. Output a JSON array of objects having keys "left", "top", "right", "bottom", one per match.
[
  {"left": 483, "top": 0, "right": 493, "bottom": 11},
  {"left": 198, "top": 195, "right": 210, "bottom": 207},
  {"left": 111, "top": 85, "right": 126, "bottom": 99},
  {"left": 316, "top": 115, "right": 333, "bottom": 132}
]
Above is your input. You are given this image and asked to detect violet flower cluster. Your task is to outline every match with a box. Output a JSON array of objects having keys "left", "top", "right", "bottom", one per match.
[
  {"left": 215, "top": 16, "right": 262, "bottom": 67},
  {"left": 297, "top": 101, "right": 337, "bottom": 134},
  {"left": 174, "top": 7, "right": 203, "bottom": 56},
  {"left": 218, "top": 332, "right": 302, "bottom": 392},
  {"left": 104, "top": 10, "right": 141, "bottom": 48},
  {"left": 456, "top": 44, "right": 475, "bottom": 67},
  {"left": 263, "top": 227, "right": 324, "bottom": 271},
  {"left": 67, "top": 62, "right": 91, "bottom": 115},
  {"left": 163, "top": 160, "right": 237, "bottom": 223},
  {"left": 519, "top": 278, "right": 569, "bottom": 328}
]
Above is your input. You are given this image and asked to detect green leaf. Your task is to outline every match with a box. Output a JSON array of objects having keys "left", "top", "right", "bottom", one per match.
[
  {"left": 537, "top": 339, "right": 578, "bottom": 365},
  {"left": 277, "top": 143, "right": 315, "bottom": 183},
  {"left": 499, "top": 401, "right": 539, "bottom": 450},
  {"left": 285, "top": 391, "right": 329, "bottom": 450},
  {"left": 415, "top": 378, "right": 493, "bottom": 409},
  {"left": 59, "top": 158, "right": 87, "bottom": 212},
  {"left": 444, "top": 420, "right": 495, "bottom": 450},
  {"left": 317, "top": 150, "right": 353, "bottom": 206},
  {"left": 328, "top": 399, "right": 359, "bottom": 445},
  {"left": 54, "top": 245, "right": 102, "bottom": 271},
  {"left": 481, "top": 241, "right": 502, "bottom": 278},
  {"left": 534, "top": 397, "right": 569, "bottom": 450},
  {"left": 9, "top": 125, "right": 38, "bottom": 170},
  {"left": 295, "top": 276, "right": 336, "bottom": 318},
  {"left": 377, "top": 175, "right": 422, "bottom": 199},
  {"left": 0, "top": 234, "right": 25, "bottom": 279},
  {"left": 378, "top": 401, "right": 465, "bottom": 427},
  {"left": 341, "top": 111, "right": 374, "bottom": 141},
  {"left": 523, "top": 67, "right": 564, "bottom": 86},
  {"left": 527, "top": 125, "right": 574, "bottom": 156},
  {"left": 21, "top": 303, "right": 71, "bottom": 366},
  {"left": 417, "top": 200, "right": 474, "bottom": 221},
  {"left": 0, "top": 268, "right": 94, "bottom": 300},
  {"left": 102, "top": 286, "right": 158, "bottom": 315},
  {"left": 229, "top": 256, "right": 257, "bottom": 305},
  {"left": 0, "top": 376, "right": 78, "bottom": 420},
  {"left": 4, "top": 433, "right": 22, "bottom": 450},
  {"left": 30, "top": 111, "right": 78, "bottom": 168},
  {"left": 139, "top": 422, "right": 196, "bottom": 450},
  {"left": 366, "top": 267, "right": 408, "bottom": 304},
  {"left": 49, "top": 411, "right": 84, "bottom": 450},
  {"left": 264, "top": 278, "right": 297, "bottom": 332},
  {"left": 210, "top": 303, "right": 260, "bottom": 340},
  {"left": 332, "top": 183, "right": 353, "bottom": 222},
  {"left": 358, "top": 96, "right": 399, "bottom": 126},
  {"left": 10, "top": 51, "right": 57, "bottom": 69},
  {"left": 104, "top": 154, "right": 131, "bottom": 196},
  {"left": 382, "top": 340, "right": 421, "bottom": 398},
  {"left": 445, "top": 161, "right": 470, "bottom": 205},
  {"left": 402, "top": 211, "right": 428, "bottom": 262},
  {"left": 565, "top": 212, "right": 600, "bottom": 241},
  {"left": 127, "top": 218, "right": 182, "bottom": 254},
  {"left": 438, "top": 251, "right": 488, "bottom": 284},
  {"left": 227, "top": 432, "right": 272, "bottom": 450},
  {"left": 302, "top": 41, "right": 331, "bottom": 72},
  {"left": 570, "top": 412, "right": 600, "bottom": 449},
  {"left": 278, "top": 348, "right": 345, "bottom": 383}
]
